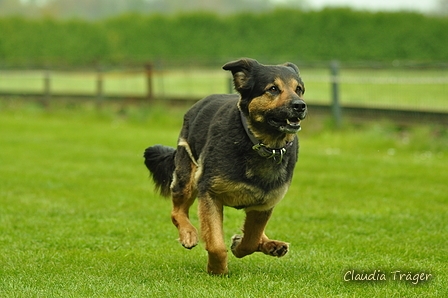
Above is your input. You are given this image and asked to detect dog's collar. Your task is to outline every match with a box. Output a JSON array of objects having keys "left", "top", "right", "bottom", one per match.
[{"left": 239, "top": 111, "right": 293, "bottom": 164}]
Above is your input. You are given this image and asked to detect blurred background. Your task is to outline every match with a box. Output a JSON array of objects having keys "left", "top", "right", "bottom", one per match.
[{"left": 0, "top": 0, "right": 447, "bottom": 124}]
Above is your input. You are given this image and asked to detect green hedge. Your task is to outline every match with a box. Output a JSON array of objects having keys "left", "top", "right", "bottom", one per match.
[
  {"left": 1, "top": 9, "right": 447, "bottom": 67},
  {"left": 0, "top": 17, "right": 109, "bottom": 67}
]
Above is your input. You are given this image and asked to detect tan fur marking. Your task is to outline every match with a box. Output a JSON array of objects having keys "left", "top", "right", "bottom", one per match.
[
  {"left": 170, "top": 141, "right": 200, "bottom": 249},
  {"left": 193, "top": 155, "right": 203, "bottom": 183},
  {"left": 247, "top": 77, "right": 303, "bottom": 148},
  {"left": 178, "top": 138, "right": 199, "bottom": 167},
  {"left": 231, "top": 210, "right": 289, "bottom": 258},
  {"left": 210, "top": 177, "right": 290, "bottom": 212},
  {"left": 198, "top": 193, "right": 228, "bottom": 274}
]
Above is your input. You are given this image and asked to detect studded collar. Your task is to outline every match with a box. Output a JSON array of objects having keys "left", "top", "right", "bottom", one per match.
[{"left": 240, "top": 111, "right": 293, "bottom": 164}]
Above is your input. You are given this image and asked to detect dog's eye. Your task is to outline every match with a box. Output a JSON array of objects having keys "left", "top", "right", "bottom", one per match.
[
  {"left": 295, "top": 86, "right": 303, "bottom": 94},
  {"left": 267, "top": 86, "right": 279, "bottom": 93}
]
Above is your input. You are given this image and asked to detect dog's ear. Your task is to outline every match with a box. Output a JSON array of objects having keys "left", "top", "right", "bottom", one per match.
[
  {"left": 222, "top": 58, "right": 259, "bottom": 93},
  {"left": 283, "top": 62, "right": 300, "bottom": 75}
]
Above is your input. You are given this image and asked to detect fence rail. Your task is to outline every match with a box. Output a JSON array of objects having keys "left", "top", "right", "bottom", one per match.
[{"left": 1, "top": 62, "right": 447, "bottom": 125}]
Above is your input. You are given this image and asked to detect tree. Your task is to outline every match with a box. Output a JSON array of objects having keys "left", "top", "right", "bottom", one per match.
[
  {"left": 0, "top": 0, "right": 24, "bottom": 16},
  {"left": 36, "top": 0, "right": 151, "bottom": 19},
  {"left": 437, "top": 0, "right": 448, "bottom": 15},
  {"left": 0, "top": 0, "right": 308, "bottom": 19},
  {"left": 147, "top": 0, "right": 275, "bottom": 15}
]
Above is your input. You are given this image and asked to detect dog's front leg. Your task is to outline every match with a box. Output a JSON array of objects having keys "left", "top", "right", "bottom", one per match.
[
  {"left": 231, "top": 209, "right": 289, "bottom": 258},
  {"left": 198, "top": 193, "right": 228, "bottom": 275}
]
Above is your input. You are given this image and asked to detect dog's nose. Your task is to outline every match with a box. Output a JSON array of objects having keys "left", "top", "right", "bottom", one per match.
[{"left": 292, "top": 100, "right": 306, "bottom": 112}]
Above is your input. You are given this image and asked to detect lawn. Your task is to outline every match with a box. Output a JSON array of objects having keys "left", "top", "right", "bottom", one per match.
[{"left": 0, "top": 100, "right": 447, "bottom": 297}]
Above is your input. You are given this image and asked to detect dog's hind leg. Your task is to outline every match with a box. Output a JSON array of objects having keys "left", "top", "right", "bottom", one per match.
[
  {"left": 170, "top": 145, "right": 199, "bottom": 249},
  {"left": 231, "top": 209, "right": 289, "bottom": 258},
  {"left": 198, "top": 193, "right": 228, "bottom": 275}
]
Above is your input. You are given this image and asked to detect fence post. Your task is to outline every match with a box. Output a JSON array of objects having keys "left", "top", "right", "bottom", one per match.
[
  {"left": 145, "top": 63, "right": 154, "bottom": 102},
  {"left": 96, "top": 66, "right": 104, "bottom": 109},
  {"left": 43, "top": 69, "right": 51, "bottom": 106},
  {"left": 331, "top": 60, "right": 342, "bottom": 128},
  {"left": 228, "top": 77, "right": 234, "bottom": 94}
]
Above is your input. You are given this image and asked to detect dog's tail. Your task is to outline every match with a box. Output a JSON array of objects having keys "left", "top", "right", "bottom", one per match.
[{"left": 144, "top": 145, "right": 176, "bottom": 197}]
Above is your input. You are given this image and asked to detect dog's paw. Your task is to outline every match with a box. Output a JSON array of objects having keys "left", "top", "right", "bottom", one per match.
[
  {"left": 230, "top": 234, "right": 243, "bottom": 254},
  {"left": 259, "top": 240, "right": 289, "bottom": 257},
  {"left": 178, "top": 228, "right": 198, "bottom": 249}
]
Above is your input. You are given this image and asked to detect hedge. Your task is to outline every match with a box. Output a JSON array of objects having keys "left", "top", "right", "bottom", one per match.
[{"left": 0, "top": 9, "right": 447, "bottom": 67}]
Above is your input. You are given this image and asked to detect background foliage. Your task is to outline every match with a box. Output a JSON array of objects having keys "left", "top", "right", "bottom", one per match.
[{"left": 1, "top": 9, "right": 448, "bottom": 67}]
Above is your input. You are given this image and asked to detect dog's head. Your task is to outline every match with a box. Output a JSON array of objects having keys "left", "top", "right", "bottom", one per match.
[{"left": 223, "top": 58, "right": 307, "bottom": 137}]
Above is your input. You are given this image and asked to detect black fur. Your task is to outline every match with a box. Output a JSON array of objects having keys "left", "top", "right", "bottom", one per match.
[
  {"left": 144, "top": 145, "right": 176, "bottom": 197},
  {"left": 181, "top": 94, "right": 298, "bottom": 199}
]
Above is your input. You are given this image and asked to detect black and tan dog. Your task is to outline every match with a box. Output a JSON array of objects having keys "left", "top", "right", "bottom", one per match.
[{"left": 144, "top": 58, "right": 307, "bottom": 275}]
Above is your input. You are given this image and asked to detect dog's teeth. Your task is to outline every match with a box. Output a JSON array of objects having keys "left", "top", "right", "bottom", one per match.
[{"left": 286, "top": 118, "right": 301, "bottom": 127}]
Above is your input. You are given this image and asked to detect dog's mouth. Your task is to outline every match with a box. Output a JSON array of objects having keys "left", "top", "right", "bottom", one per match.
[{"left": 268, "top": 117, "right": 302, "bottom": 134}]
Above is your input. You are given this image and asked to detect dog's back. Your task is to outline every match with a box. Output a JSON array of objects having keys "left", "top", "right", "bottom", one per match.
[{"left": 144, "top": 93, "right": 240, "bottom": 198}]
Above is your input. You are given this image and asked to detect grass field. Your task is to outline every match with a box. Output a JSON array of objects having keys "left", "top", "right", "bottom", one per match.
[
  {"left": 1, "top": 67, "right": 447, "bottom": 112},
  {"left": 0, "top": 100, "right": 447, "bottom": 297}
]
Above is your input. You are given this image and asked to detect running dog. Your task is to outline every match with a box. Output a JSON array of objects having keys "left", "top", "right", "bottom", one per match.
[{"left": 144, "top": 58, "right": 307, "bottom": 274}]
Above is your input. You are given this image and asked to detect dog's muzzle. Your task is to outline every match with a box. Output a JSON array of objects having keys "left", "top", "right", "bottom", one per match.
[{"left": 268, "top": 99, "right": 307, "bottom": 134}]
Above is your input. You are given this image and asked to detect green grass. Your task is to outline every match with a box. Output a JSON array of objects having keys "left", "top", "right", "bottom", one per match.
[{"left": 0, "top": 101, "right": 447, "bottom": 297}]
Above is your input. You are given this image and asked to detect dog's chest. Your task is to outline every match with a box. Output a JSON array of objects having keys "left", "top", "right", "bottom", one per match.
[
  {"left": 209, "top": 176, "right": 290, "bottom": 211},
  {"left": 244, "top": 158, "right": 289, "bottom": 185},
  {"left": 205, "top": 158, "right": 292, "bottom": 211}
]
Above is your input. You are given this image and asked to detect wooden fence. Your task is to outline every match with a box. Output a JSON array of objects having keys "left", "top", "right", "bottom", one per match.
[{"left": 1, "top": 62, "right": 447, "bottom": 126}]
